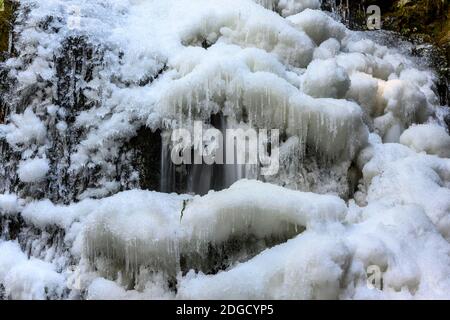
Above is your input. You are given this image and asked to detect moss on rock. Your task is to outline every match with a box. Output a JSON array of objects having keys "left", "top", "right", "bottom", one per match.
[
  {"left": 384, "top": 0, "right": 449, "bottom": 42},
  {"left": 0, "top": 0, "right": 16, "bottom": 59}
]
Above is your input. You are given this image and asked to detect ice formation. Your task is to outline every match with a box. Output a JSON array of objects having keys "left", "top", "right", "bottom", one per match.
[
  {"left": 17, "top": 157, "right": 50, "bottom": 183},
  {"left": 0, "top": 0, "right": 450, "bottom": 300},
  {"left": 400, "top": 123, "right": 450, "bottom": 158},
  {"left": 0, "top": 241, "right": 65, "bottom": 299}
]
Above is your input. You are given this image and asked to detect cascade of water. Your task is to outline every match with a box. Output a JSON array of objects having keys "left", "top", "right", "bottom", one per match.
[
  {"left": 159, "top": 113, "right": 260, "bottom": 195},
  {"left": 160, "top": 131, "right": 176, "bottom": 193}
]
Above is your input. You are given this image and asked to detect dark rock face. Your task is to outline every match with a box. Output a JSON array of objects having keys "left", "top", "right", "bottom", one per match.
[
  {"left": 129, "top": 127, "right": 162, "bottom": 192},
  {"left": 0, "top": 35, "right": 105, "bottom": 203},
  {"left": 47, "top": 37, "right": 103, "bottom": 203},
  {"left": 445, "top": 112, "right": 450, "bottom": 129},
  {"left": 0, "top": 32, "right": 162, "bottom": 204}
]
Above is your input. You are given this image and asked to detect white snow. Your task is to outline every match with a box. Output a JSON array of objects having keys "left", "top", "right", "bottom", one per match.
[
  {"left": 255, "top": 0, "right": 321, "bottom": 17},
  {"left": 0, "top": 194, "right": 22, "bottom": 216},
  {"left": 0, "top": 108, "right": 47, "bottom": 151},
  {"left": 178, "top": 231, "right": 349, "bottom": 299},
  {"left": 287, "top": 9, "right": 347, "bottom": 45},
  {"left": 17, "top": 158, "right": 50, "bottom": 183},
  {"left": 302, "top": 58, "right": 350, "bottom": 98},
  {"left": 356, "top": 139, "right": 450, "bottom": 240},
  {"left": 0, "top": 241, "right": 65, "bottom": 300},
  {"left": 79, "top": 180, "right": 344, "bottom": 279},
  {"left": 313, "top": 38, "right": 341, "bottom": 60},
  {"left": 344, "top": 203, "right": 450, "bottom": 299},
  {"left": 400, "top": 123, "right": 450, "bottom": 158},
  {"left": 86, "top": 276, "right": 174, "bottom": 300},
  {"left": 0, "top": 0, "right": 449, "bottom": 300},
  {"left": 21, "top": 198, "right": 95, "bottom": 231}
]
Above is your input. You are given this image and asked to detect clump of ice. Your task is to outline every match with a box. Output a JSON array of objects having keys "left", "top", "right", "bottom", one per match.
[
  {"left": 313, "top": 38, "right": 341, "bottom": 60},
  {"left": 17, "top": 158, "right": 49, "bottom": 183},
  {"left": 344, "top": 203, "right": 450, "bottom": 299},
  {"left": 302, "top": 59, "right": 350, "bottom": 98},
  {"left": 254, "top": 0, "right": 321, "bottom": 17},
  {"left": 375, "top": 80, "right": 429, "bottom": 142},
  {"left": 0, "top": 108, "right": 46, "bottom": 151},
  {"left": 21, "top": 197, "right": 96, "bottom": 231},
  {"left": 0, "top": 241, "right": 65, "bottom": 300},
  {"left": 356, "top": 135, "right": 450, "bottom": 240},
  {"left": 346, "top": 72, "right": 380, "bottom": 120},
  {"left": 287, "top": 9, "right": 346, "bottom": 45},
  {"left": 0, "top": 194, "right": 22, "bottom": 216},
  {"left": 400, "top": 123, "right": 450, "bottom": 158}
]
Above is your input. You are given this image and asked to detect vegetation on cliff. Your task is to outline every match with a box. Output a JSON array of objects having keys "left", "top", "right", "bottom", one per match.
[
  {"left": 383, "top": 0, "right": 449, "bottom": 44},
  {"left": 0, "top": 0, "right": 16, "bottom": 59}
]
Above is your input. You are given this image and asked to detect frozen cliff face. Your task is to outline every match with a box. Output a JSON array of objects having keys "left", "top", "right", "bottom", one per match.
[
  {"left": 0, "top": 0, "right": 450, "bottom": 299},
  {"left": 0, "top": 0, "right": 440, "bottom": 199}
]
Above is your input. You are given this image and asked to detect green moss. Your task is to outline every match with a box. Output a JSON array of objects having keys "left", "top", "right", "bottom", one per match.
[
  {"left": 384, "top": 0, "right": 449, "bottom": 43},
  {"left": 0, "top": 0, "right": 16, "bottom": 56}
]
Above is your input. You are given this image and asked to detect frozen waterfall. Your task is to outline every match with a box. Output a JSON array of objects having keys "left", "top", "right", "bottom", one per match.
[{"left": 1, "top": 0, "right": 450, "bottom": 300}]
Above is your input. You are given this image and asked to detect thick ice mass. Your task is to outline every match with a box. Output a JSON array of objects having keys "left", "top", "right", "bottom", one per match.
[
  {"left": 1, "top": 0, "right": 450, "bottom": 300},
  {"left": 0, "top": 241, "right": 65, "bottom": 300},
  {"left": 400, "top": 123, "right": 450, "bottom": 158},
  {"left": 81, "top": 180, "right": 345, "bottom": 281}
]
